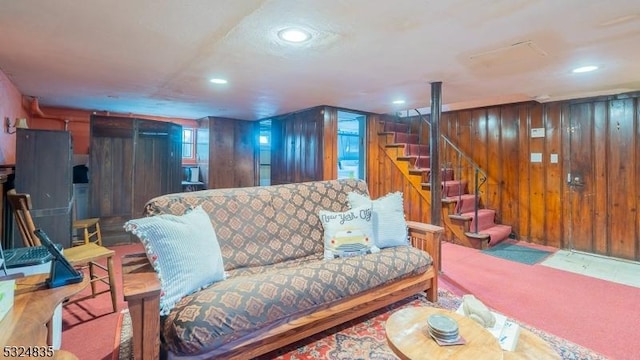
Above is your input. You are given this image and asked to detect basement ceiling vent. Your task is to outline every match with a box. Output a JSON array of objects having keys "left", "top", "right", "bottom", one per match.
[
  {"left": 465, "top": 40, "right": 549, "bottom": 76},
  {"left": 470, "top": 40, "right": 547, "bottom": 62}
]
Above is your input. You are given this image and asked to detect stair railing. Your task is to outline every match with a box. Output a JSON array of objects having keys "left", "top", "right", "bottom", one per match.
[
  {"left": 392, "top": 111, "right": 424, "bottom": 161},
  {"left": 472, "top": 167, "right": 487, "bottom": 233},
  {"left": 413, "top": 109, "right": 488, "bottom": 234}
]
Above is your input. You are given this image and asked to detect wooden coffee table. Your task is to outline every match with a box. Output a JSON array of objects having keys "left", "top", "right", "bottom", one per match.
[
  {"left": 386, "top": 307, "right": 560, "bottom": 360},
  {"left": 386, "top": 307, "right": 502, "bottom": 359}
]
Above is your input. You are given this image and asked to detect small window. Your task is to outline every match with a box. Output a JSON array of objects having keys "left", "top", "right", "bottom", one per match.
[{"left": 182, "top": 128, "right": 195, "bottom": 159}]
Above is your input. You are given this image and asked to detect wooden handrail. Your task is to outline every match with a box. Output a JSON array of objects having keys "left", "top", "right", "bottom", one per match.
[{"left": 413, "top": 109, "right": 489, "bottom": 232}]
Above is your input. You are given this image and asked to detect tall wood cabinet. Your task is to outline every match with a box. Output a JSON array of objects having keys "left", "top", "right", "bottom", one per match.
[
  {"left": 89, "top": 116, "right": 182, "bottom": 245},
  {"left": 14, "top": 129, "right": 73, "bottom": 248}
]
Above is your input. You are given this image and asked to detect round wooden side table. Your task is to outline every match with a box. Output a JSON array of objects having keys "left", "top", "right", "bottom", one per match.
[{"left": 385, "top": 307, "right": 503, "bottom": 359}]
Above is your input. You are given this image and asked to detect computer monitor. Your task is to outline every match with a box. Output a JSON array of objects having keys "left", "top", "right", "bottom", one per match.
[{"left": 34, "top": 228, "right": 83, "bottom": 288}]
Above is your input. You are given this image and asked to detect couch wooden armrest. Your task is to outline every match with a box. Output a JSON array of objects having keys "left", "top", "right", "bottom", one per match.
[
  {"left": 407, "top": 220, "right": 443, "bottom": 301},
  {"left": 122, "top": 253, "right": 161, "bottom": 360}
]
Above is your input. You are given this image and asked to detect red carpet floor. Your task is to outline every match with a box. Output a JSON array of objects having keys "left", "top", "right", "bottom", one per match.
[
  {"left": 440, "top": 241, "right": 640, "bottom": 360},
  {"left": 61, "top": 241, "right": 639, "bottom": 359},
  {"left": 61, "top": 243, "right": 142, "bottom": 360}
]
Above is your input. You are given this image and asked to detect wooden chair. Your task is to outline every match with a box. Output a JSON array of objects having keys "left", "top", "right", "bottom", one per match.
[
  {"left": 6, "top": 189, "right": 117, "bottom": 313},
  {"left": 72, "top": 218, "right": 102, "bottom": 246}
]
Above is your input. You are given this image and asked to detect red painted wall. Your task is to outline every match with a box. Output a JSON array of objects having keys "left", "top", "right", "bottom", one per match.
[
  {"left": 0, "top": 65, "right": 199, "bottom": 165},
  {"left": 31, "top": 106, "right": 198, "bottom": 159},
  {"left": 0, "top": 69, "right": 29, "bottom": 165}
]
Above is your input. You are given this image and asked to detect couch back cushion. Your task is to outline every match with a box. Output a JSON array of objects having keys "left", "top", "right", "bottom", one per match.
[{"left": 142, "top": 179, "right": 369, "bottom": 270}]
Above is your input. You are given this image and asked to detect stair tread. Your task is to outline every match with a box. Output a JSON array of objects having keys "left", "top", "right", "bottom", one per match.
[
  {"left": 450, "top": 214, "right": 473, "bottom": 221},
  {"left": 444, "top": 194, "right": 476, "bottom": 200},
  {"left": 461, "top": 209, "right": 495, "bottom": 216},
  {"left": 469, "top": 225, "right": 513, "bottom": 246},
  {"left": 385, "top": 143, "right": 406, "bottom": 148},
  {"left": 465, "top": 232, "right": 491, "bottom": 240},
  {"left": 442, "top": 180, "right": 467, "bottom": 186}
]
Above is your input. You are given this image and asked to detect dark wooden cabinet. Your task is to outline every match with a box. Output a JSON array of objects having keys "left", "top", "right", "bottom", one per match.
[
  {"left": 14, "top": 129, "right": 73, "bottom": 248},
  {"left": 89, "top": 116, "right": 182, "bottom": 245}
]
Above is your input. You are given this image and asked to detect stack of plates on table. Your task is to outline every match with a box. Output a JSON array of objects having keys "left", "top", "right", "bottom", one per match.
[{"left": 427, "top": 314, "right": 460, "bottom": 343}]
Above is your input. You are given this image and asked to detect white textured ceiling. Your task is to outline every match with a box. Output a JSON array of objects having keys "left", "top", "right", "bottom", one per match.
[{"left": 1, "top": 0, "right": 639, "bottom": 120}]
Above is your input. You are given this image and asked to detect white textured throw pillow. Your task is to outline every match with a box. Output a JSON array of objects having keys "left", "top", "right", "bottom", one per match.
[
  {"left": 124, "top": 206, "right": 225, "bottom": 315},
  {"left": 319, "top": 204, "right": 379, "bottom": 260},
  {"left": 348, "top": 192, "right": 409, "bottom": 248}
]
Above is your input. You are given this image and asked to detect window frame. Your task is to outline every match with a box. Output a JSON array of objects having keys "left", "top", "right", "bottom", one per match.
[{"left": 182, "top": 128, "right": 195, "bottom": 160}]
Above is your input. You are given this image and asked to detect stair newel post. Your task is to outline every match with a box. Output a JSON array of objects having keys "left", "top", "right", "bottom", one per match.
[{"left": 474, "top": 168, "right": 480, "bottom": 233}]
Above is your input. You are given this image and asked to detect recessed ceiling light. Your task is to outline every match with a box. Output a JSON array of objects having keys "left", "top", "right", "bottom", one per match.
[
  {"left": 572, "top": 65, "right": 598, "bottom": 73},
  {"left": 210, "top": 78, "right": 228, "bottom": 84},
  {"left": 392, "top": 100, "right": 406, "bottom": 105},
  {"left": 278, "top": 28, "right": 311, "bottom": 43}
]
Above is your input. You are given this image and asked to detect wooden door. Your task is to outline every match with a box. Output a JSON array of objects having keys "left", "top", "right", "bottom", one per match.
[
  {"left": 606, "top": 99, "right": 636, "bottom": 259},
  {"left": 133, "top": 120, "right": 182, "bottom": 216},
  {"left": 134, "top": 120, "right": 170, "bottom": 217},
  {"left": 565, "top": 99, "right": 638, "bottom": 260},
  {"left": 565, "top": 103, "right": 596, "bottom": 252},
  {"left": 90, "top": 116, "right": 135, "bottom": 244},
  {"left": 15, "top": 129, "right": 73, "bottom": 248}
]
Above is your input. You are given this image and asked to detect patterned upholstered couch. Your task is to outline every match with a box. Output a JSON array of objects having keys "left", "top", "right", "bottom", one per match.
[{"left": 122, "top": 179, "right": 443, "bottom": 360}]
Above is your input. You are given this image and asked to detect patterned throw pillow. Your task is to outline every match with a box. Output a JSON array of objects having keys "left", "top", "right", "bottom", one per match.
[
  {"left": 124, "top": 206, "right": 225, "bottom": 315},
  {"left": 319, "top": 204, "right": 379, "bottom": 259},
  {"left": 347, "top": 191, "right": 409, "bottom": 248}
]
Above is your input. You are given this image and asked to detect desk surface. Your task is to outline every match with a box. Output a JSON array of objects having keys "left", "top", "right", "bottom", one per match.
[
  {"left": 0, "top": 274, "right": 88, "bottom": 349},
  {"left": 181, "top": 181, "right": 205, "bottom": 185},
  {"left": 181, "top": 181, "right": 205, "bottom": 192}
]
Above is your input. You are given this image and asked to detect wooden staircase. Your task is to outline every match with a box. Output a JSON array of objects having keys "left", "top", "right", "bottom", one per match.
[{"left": 378, "top": 120, "right": 512, "bottom": 249}]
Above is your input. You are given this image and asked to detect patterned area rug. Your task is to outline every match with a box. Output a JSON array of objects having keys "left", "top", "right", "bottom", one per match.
[{"left": 115, "top": 290, "right": 607, "bottom": 360}]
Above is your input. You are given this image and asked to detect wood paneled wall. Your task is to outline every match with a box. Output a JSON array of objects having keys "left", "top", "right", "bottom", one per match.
[
  {"left": 270, "top": 106, "right": 325, "bottom": 184},
  {"left": 205, "top": 117, "right": 257, "bottom": 189},
  {"left": 408, "top": 93, "right": 640, "bottom": 260}
]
